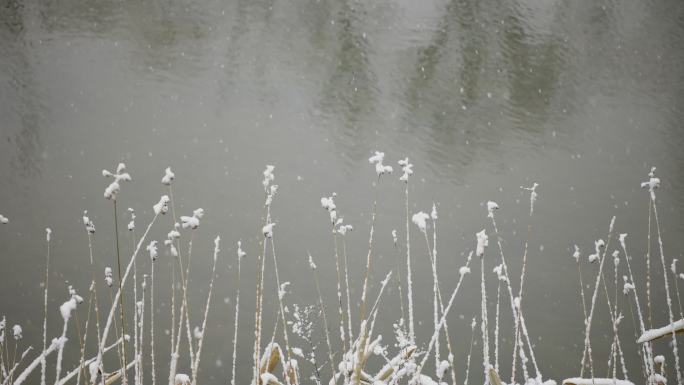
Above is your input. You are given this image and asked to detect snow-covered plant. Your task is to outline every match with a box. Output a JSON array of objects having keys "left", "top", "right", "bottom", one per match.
[
  {"left": 127, "top": 208, "right": 136, "bottom": 231},
  {"left": 82, "top": 211, "right": 95, "bottom": 234},
  {"left": 641, "top": 167, "right": 660, "bottom": 200},
  {"left": 12, "top": 324, "right": 22, "bottom": 340},
  {"left": 320, "top": 194, "right": 338, "bottom": 224},
  {"left": 521, "top": 183, "right": 539, "bottom": 215},
  {"left": 263, "top": 222, "right": 275, "bottom": 238},
  {"left": 263, "top": 165, "right": 275, "bottom": 192},
  {"left": 147, "top": 240, "right": 158, "bottom": 261},
  {"left": 0, "top": 214, "right": 9, "bottom": 224},
  {"left": 153, "top": 195, "right": 170, "bottom": 215},
  {"left": 162, "top": 167, "right": 175, "bottom": 186},
  {"left": 104, "top": 267, "right": 113, "bottom": 287},
  {"left": 476, "top": 229, "right": 488, "bottom": 257},
  {"left": 369, "top": 151, "right": 393, "bottom": 176},
  {"left": 398, "top": 158, "right": 413, "bottom": 182},
  {"left": 180, "top": 208, "right": 204, "bottom": 230},
  {"left": 102, "top": 163, "right": 131, "bottom": 200},
  {"left": 411, "top": 212, "right": 429, "bottom": 234},
  {"left": 487, "top": 201, "right": 499, "bottom": 218}
]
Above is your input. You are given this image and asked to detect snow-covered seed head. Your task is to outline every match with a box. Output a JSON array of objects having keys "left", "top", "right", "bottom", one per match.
[
  {"left": 459, "top": 266, "right": 471, "bottom": 276},
  {"left": 641, "top": 167, "right": 661, "bottom": 200},
  {"left": 102, "top": 163, "right": 131, "bottom": 200},
  {"left": 321, "top": 194, "right": 338, "bottom": 224},
  {"left": 486, "top": 201, "right": 499, "bottom": 218},
  {"left": 60, "top": 286, "right": 83, "bottom": 322},
  {"left": 180, "top": 208, "right": 204, "bottom": 229},
  {"left": 262, "top": 222, "right": 275, "bottom": 238},
  {"left": 147, "top": 240, "right": 158, "bottom": 261},
  {"left": 193, "top": 326, "right": 202, "bottom": 340},
  {"left": 398, "top": 157, "right": 413, "bottom": 182},
  {"left": 175, "top": 373, "right": 191, "bottom": 385},
  {"left": 672, "top": 259, "right": 679, "bottom": 275},
  {"left": 369, "top": 151, "right": 393, "bottom": 176},
  {"left": 476, "top": 229, "right": 488, "bottom": 257},
  {"left": 153, "top": 195, "right": 170, "bottom": 215},
  {"left": 161, "top": 167, "right": 175, "bottom": 186},
  {"left": 431, "top": 203, "right": 438, "bottom": 220},
  {"left": 572, "top": 245, "right": 581, "bottom": 262},
  {"left": 46, "top": 228, "right": 52, "bottom": 242},
  {"left": 521, "top": 183, "right": 539, "bottom": 215},
  {"left": 391, "top": 229, "right": 397, "bottom": 245},
  {"left": 279, "top": 281, "right": 290, "bottom": 300},
  {"left": 0, "top": 214, "right": 8, "bottom": 224},
  {"left": 262, "top": 165, "right": 275, "bottom": 192},
  {"left": 237, "top": 241, "right": 247, "bottom": 259},
  {"left": 623, "top": 276, "right": 635, "bottom": 295},
  {"left": 127, "top": 208, "right": 135, "bottom": 231},
  {"left": 337, "top": 224, "right": 353, "bottom": 235},
  {"left": 493, "top": 264, "right": 505, "bottom": 281},
  {"left": 12, "top": 324, "right": 22, "bottom": 340},
  {"left": 612, "top": 250, "right": 620, "bottom": 266},
  {"left": 83, "top": 211, "right": 96, "bottom": 234},
  {"left": 104, "top": 267, "right": 113, "bottom": 287},
  {"left": 412, "top": 211, "right": 429, "bottom": 234},
  {"left": 307, "top": 253, "right": 317, "bottom": 270}
]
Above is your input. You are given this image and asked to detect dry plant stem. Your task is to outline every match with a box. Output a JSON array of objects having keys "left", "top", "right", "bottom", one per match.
[
  {"left": 96, "top": 212, "right": 159, "bottom": 385},
  {"left": 487, "top": 214, "right": 524, "bottom": 383},
  {"left": 359, "top": 179, "right": 380, "bottom": 323},
  {"left": 108, "top": 288, "right": 125, "bottom": 380},
  {"left": 464, "top": 320, "right": 476, "bottom": 385},
  {"left": 619, "top": 234, "right": 654, "bottom": 383},
  {"left": 403, "top": 182, "right": 415, "bottom": 343},
  {"left": 253, "top": 201, "right": 268, "bottom": 385},
  {"left": 414, "top": 252, "right": 473, "bottom": 378},
  {"left": 112, "top": 200, "right": 128, "bottom": 385},
  {"left": 75, "top": 293, "right": 94, "bottom": 385},
  {"left": 673, "top": 269, "right": 684, "bottom": 319},
  {"left": 576, "top": 261, "right": 589, "bottom": 377},
  {"left": 392, "top": 241, "right": 406, "bottom": 335},
  {"left": 132, "top": 229, "right": 140, "bottom": 385},
  {"left": 269, "top": 235, "right": 294, "bottom": 383},
  {"left": 494, "top": 279, "right": 501, "bottom": 374},
  {"left": 191, "top": 237, "right": 220, "bottom": 385},
  {"left": 422, "top": 231, "right": 457, "bottom": 385},
  {"left": 150, "top": 259, "right": 157, "bottom": 385},
  {"left": 332, "top": 231, "right": 348, "bottom": 353},
  {"left": 41, "top": 231, "right": 50, "bottom": 385},
  {"left": 230, "top": 247, "right": 243, "bottom": 385},
  {"left": 87, "top": 231, "right": 106, "bottom": 385},
  {"left": 651, "top": 196, "right": 683, "bottom": 385},
  {"left": 179, "top": 232, "right": 196, "bottom": 368},
  {"left": 646, "top": 202, "right": 653, "bottom": 329},
  {"left": 341, "top": 238, "right": 353, "bottom": 345},
  {"left": 514, "top": 221, "right": 540, "bottom": 379},
  {"left": 169, "top": 185, "right": 178, "bottom": 352},
  {"left": 580, "top": 218, "right": 615, "bottom": 382},
  {"left": 139, "top": 275, "right": 146, "bottom": 385},
  {"left": 309, "top": 254, "right": 336, "bottom": 383}
]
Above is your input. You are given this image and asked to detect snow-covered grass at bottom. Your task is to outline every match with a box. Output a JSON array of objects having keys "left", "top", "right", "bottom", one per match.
[{"left": 0, "top": 160, "right": 682, "bottom": 385}]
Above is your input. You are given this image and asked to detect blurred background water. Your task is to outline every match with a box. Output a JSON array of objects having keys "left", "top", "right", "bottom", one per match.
[{"left": 1, "top": 0, "right": 683, "bottom": 382}]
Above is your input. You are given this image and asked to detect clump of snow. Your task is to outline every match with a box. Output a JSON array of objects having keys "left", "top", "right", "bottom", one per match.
[
  {"left": 147, "top": 240, "right": 158, "bottom": 261},
  {"left": 127, "top": 208, "right": 135, "bottom": 231},
  {"left": 521, "top": 183, "right": 539, "bottom": 215},
  {"left": 398, "top": 157, "right": 413, "bottom": 182},
  {"left": 587, "top": 239, "right": 605, "bottom": 263},
  {"left": 102, "top": 163, "right": 132, "bottom": 200},
  {"left": 476, "top": 229, "right": 488, "bottom": 257},
  {"left": 338, "top": 224, "right": 353, "bottom": 235},
  {"left": 321, "top": 193, "right": 338, "bottom": 224},
  {"left": 392, "top": 229, "right": 397, "bottom": 245},
  {"left": 672, "top": 259, "right": 679, "bottom": 275},
  {"left": 161, "top": 167, "right": 175, "bottom": 185},
  {"left": 412, "top": 212, "right": 429, "bottom": 233},
  {"left": 153, "top": 195, "right": 170, "bottom": 215},
  {"left": 459, "top": 266, "right": 471, "bottom": 276},
  {"left": 193, "top": 326, "right": 202, "bottom": 340},
  {"left": 369, "top": 151, "right": 393, "bottom": 176},
  {"left": 237, "top": 241, "right": 246, "bottom": 259},
  {"left": 104, "top": 267, "right": 113, "bottom": 287},
  {"left": 572, "top": 245, "right": 581, "bottom": 262},
  {"left": 431, "top": 203, "right": 438, "bottom": 220},
  {"left": 180, "top": 208, "right": 204, "bottom": 229},
  {"left": 262, "top": 165, "right": 275, "bottom": 191},
  {"left": 0, "top": 214, "right": 9, "bottom": 224},
  {"left": 308, "top": 254, "right": 317, "bottom": 270},
  {"left": 175, "top": 373, "right": 191, "bottom": 385},
  {"left": 641, "top": 167, "right": 660, "bottom": 200},
  {"left": 279, "top": 282, "right": 290, "bottom": 300},
  {"left": 654, "top": 355, "right": 665, "bottom": 365},
  {"left": 12, "top": 324, "right": 22, "bottom": 340},
  {"left": 60, "top": 286, "right": 83, "bottom": 322},
  {"left": 46, "top": 228, "right": 52, "bottom": 242},
  {"left": 487, "top": 201, "right": 499, "bottom": 218},
  {"left": 83, "top": 211, "right": 95, "bottom": 234},
  {"left": 622, "top": 276, "right": 635, "bottom": 295},
  {"left": 262, "top": 222, "right": 275, "bottom": 238}
]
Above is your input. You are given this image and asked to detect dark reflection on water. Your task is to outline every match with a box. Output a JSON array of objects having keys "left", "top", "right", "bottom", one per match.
[{"left": 1, "top": 0, "right": 684, "bottom": 383}]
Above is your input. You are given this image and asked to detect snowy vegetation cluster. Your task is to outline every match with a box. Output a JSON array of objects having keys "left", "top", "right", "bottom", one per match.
[{"left": 0, "top": 159, "right": 681, "bottom": 385}]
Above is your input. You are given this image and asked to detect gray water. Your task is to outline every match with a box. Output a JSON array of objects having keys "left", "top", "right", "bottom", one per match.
[{"left": 1, "top": 0, "right": 684, "bottom": 383}]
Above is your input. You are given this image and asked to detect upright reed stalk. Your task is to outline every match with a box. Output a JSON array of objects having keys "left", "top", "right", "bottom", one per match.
[{"left": 41, "top": 228, "right": 51, "bottom": 385}]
